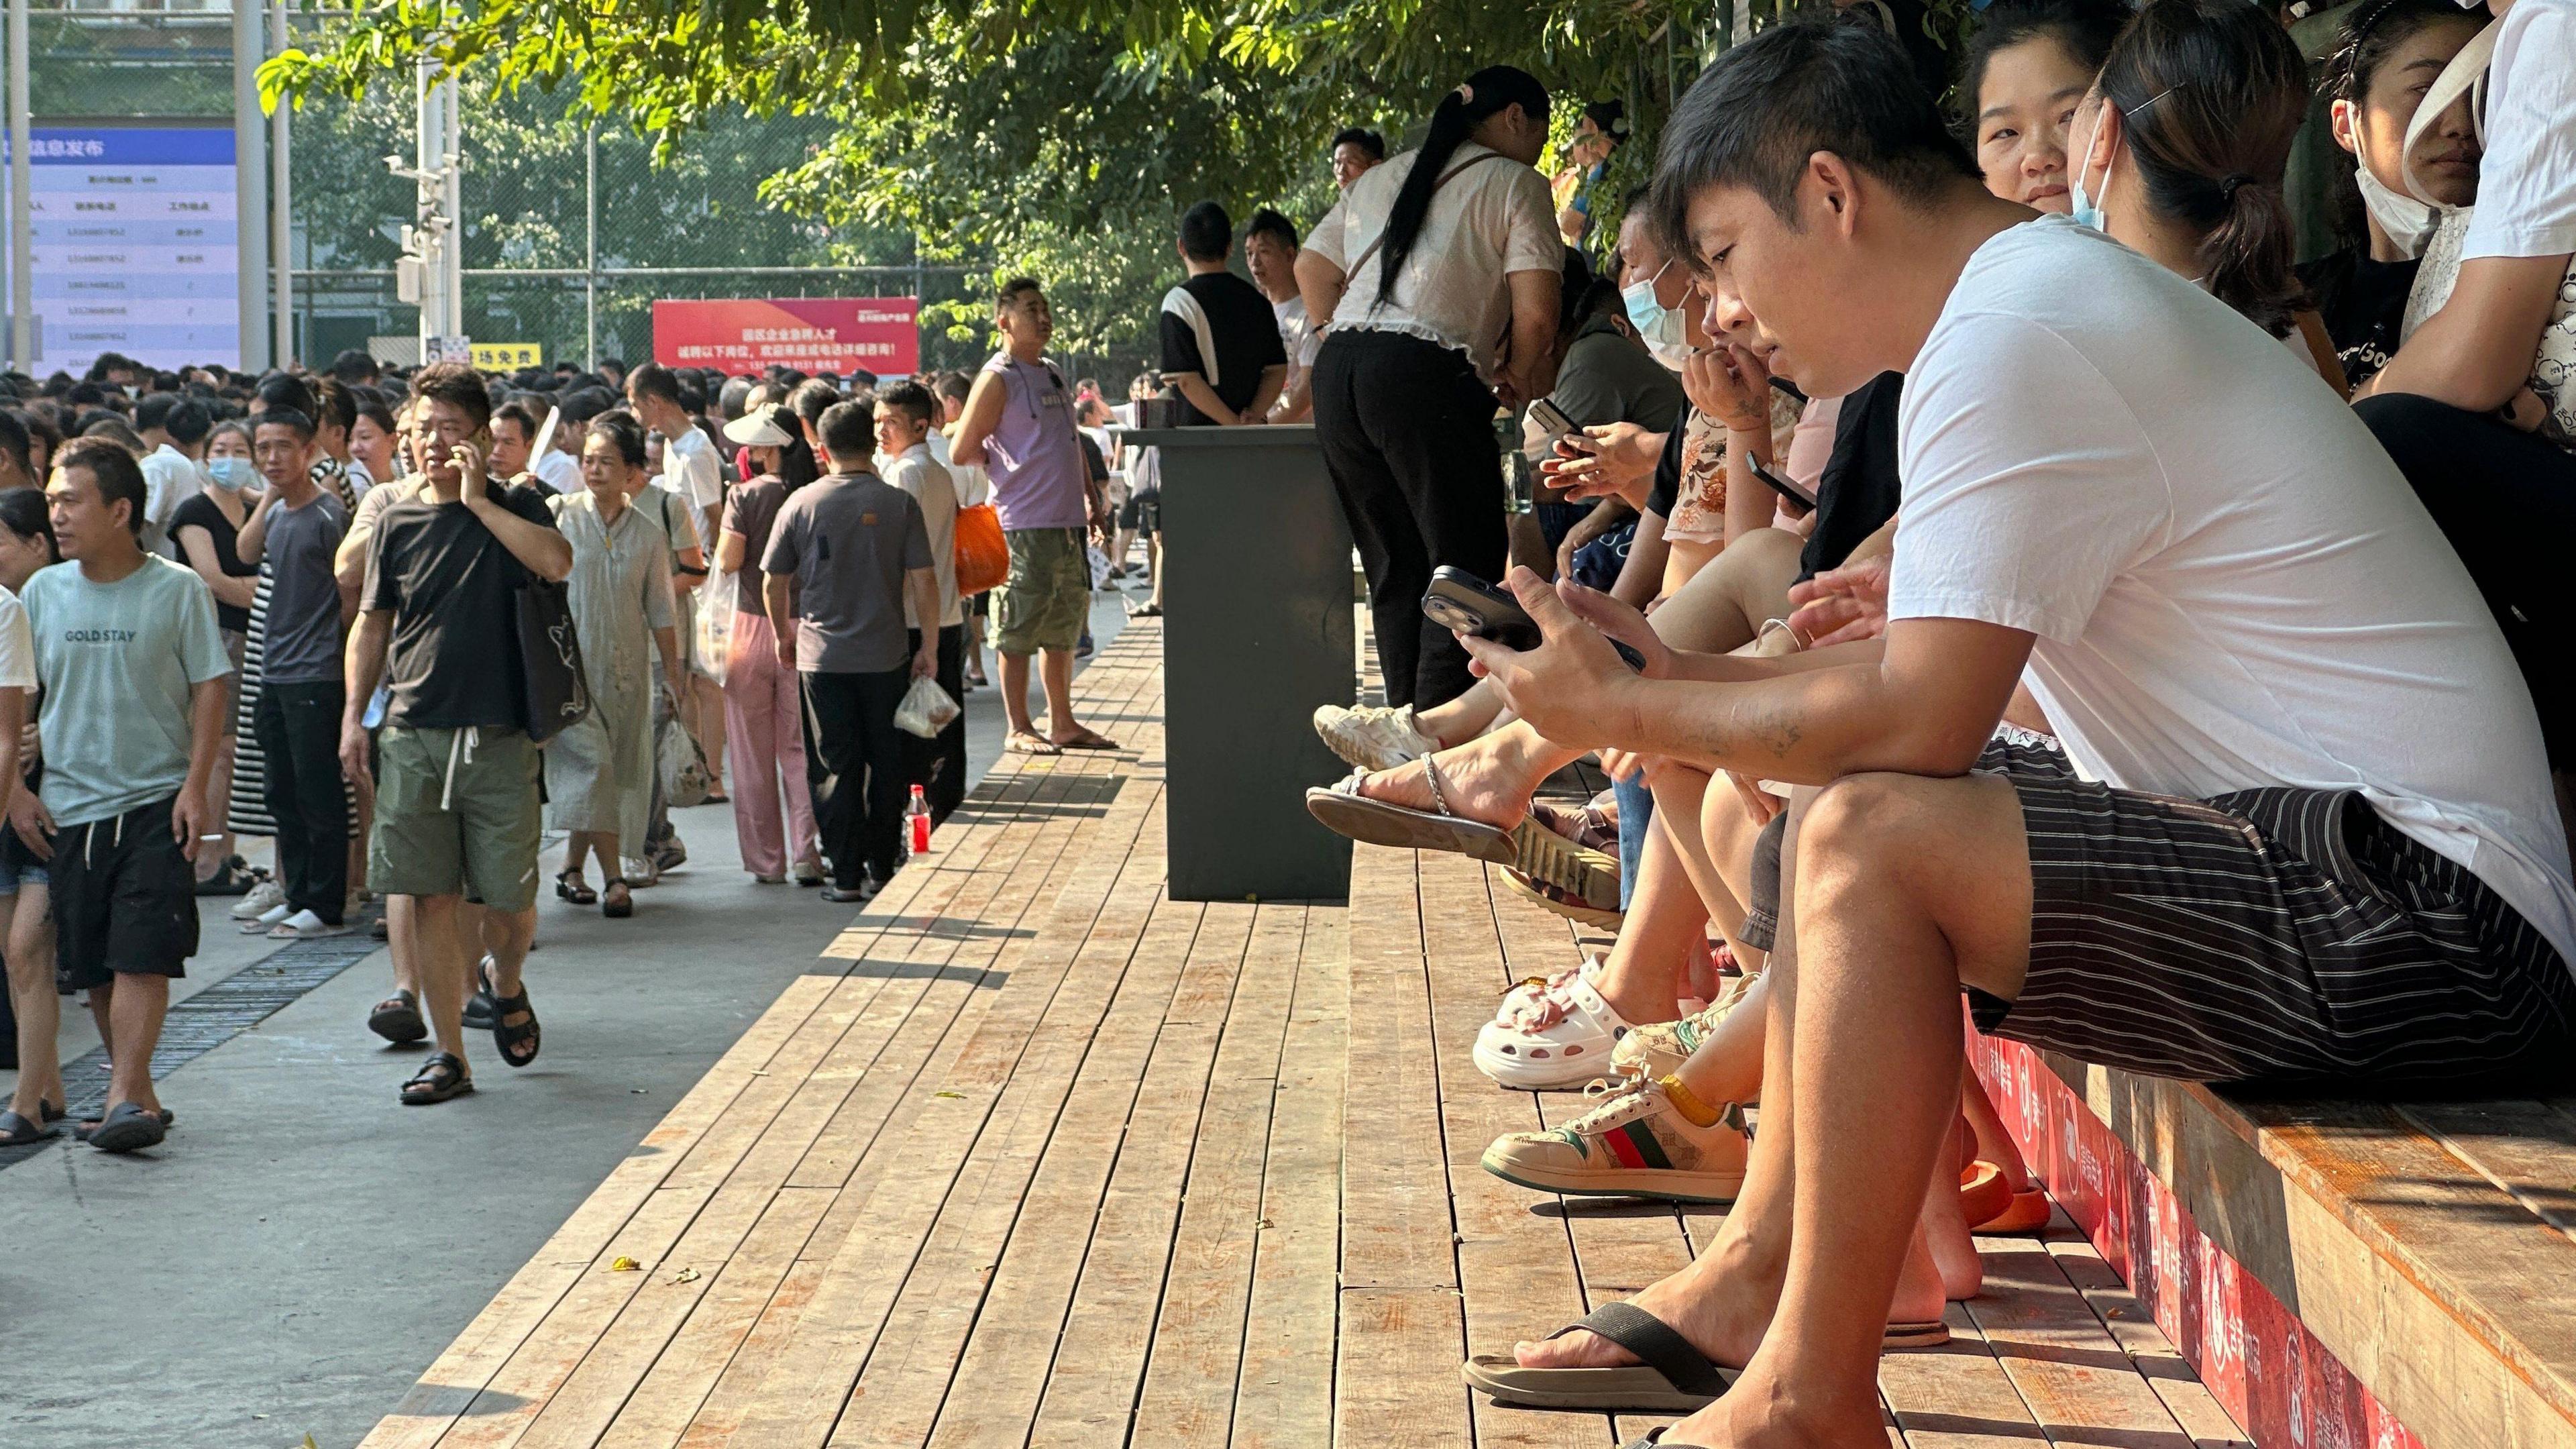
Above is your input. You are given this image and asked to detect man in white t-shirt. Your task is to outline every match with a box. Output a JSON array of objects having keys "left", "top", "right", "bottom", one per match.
[
  {"left": 1454, "top": 25, "right": 2576, "bottom": 1448},
  {"left": 1245, "top": 207, "right": 1321, "bottom": 423},
  {"left": 134, "top": 392, "right": 210, "bottom": 556},
  {"left": 876, "top": 380, "right": 969, "bottom": 821}
]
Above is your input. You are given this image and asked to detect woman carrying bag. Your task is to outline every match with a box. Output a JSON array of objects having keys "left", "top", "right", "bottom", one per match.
[
  {"left": 1296, "top": 65, "right": 1563, "bottom": 711},
  {"left": 714, "top": 404, "right": 828, "bottom": 885}
]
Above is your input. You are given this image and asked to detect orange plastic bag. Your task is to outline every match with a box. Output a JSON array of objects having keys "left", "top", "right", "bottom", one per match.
[{"left": 953, "top": 502, "right": 1009, "bottom": 596}]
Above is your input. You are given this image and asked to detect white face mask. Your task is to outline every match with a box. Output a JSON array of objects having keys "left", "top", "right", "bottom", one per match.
[
  {"left": 2338, "top": 103, "right": 2440, "bottom": 259},
  {"left": 1622, "top": 261, "right": 1693, "bottom": 369}
]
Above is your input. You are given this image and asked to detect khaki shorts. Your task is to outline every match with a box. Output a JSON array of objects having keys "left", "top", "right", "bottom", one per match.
[
  {"left": 991, "top": 527, "right": 1090, "bottom": 656},
  {"left": 370, "top": 724, "right": 544, "bottom": 911}
]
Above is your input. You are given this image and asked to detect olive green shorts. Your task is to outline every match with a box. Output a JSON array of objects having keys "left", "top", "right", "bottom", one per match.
[
  {"left": 370, "top": 724, "right": 544, "bottom": 911},
  {"left": 990, "top": 527, "right": 1091, "bottom": 656}
]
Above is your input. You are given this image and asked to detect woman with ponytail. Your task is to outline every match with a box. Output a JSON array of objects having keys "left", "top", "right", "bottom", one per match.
[
  {"left": 1296, "top": 65, "right": 1562, "bottom": 710},
  {"left": 2065, "top": 0, "right": 2340, "bottom": 378}
]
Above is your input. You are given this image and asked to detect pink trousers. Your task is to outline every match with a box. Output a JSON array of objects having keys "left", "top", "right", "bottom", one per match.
[{"left": 724, "top": 610, "right": 820, "bottom": 877}]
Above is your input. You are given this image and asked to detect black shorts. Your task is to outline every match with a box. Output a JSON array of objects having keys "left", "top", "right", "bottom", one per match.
[
  {"left": 1118, "top": 486, "right": 1161, "bottom": 535},
  {"left": 1745, "top": 732, "right": 2576, "bottom": 1087},
  {"left": 52, "top": 796, "right": 199, "bottom": 988}
]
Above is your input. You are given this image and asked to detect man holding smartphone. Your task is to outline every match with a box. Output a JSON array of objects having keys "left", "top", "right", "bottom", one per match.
[{"left": 341, "top": 362, "right": 572, "bottom": 1106}]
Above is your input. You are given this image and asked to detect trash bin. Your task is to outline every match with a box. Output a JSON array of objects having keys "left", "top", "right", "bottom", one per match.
[{"left": 1121, "top": 424, "right": 1354, "bottom": 902}]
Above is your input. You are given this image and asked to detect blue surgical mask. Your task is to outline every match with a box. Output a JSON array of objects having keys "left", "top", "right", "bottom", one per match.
[
  {"left": 205, "top": 456, "right": 254, "bottom": 491},
  {"left": 2068, "top": 111, "right": 2112, "bottom": 232},
  {"left": 1623, "top": 262, "right": 1691, "bottom": 368}
]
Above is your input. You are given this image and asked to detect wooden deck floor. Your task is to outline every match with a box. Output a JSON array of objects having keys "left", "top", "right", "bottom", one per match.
[{"left": 361, "top": 621, "right": 2251, "bottom": 1449}]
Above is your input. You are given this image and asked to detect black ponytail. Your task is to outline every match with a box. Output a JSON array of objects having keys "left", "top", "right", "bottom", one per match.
[
  {"left": 1375, "top": 65, "right": 1550, "bottom": 307},
  {"left": 2098, "top": 0, "right": 2312, "bottom": 336}
]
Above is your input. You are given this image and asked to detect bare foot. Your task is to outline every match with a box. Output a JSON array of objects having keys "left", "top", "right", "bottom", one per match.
[
  {"left": 1354, "top": 742, "right": 1534, "bottom": 833},
  {"left": 1921, "top": 1160, "right": 1984, "bottom": 1301},
  {"left": 1662, "top": 1358, "right": 1887, "bottom": 1448},
  {"left": 1512, "top": 1247, "right": 1771, "bottom": 1372}
]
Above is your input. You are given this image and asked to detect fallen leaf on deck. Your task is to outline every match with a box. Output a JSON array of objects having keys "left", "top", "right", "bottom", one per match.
[
  {"left": 669, "top": 1267, "right": 702, "bottom": 1284},
  {"left": 934, "top": 1091, "right": 965, "bottom": 1099},
  {"left": 610, "top": 1256, "right": 641, "bottom": 1271}
]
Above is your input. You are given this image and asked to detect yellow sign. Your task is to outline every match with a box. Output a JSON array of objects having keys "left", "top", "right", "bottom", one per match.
[{"left": 472, "top": 341, "right": 545, "bottom": 370}]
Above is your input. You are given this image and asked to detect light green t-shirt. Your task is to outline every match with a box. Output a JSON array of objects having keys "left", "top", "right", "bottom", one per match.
[{"left": 23, "top": 555, "right": 231, "bottom": 827}]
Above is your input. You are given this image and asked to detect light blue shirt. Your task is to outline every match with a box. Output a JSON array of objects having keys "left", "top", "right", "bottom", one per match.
[{"left": 24, "top": 555, "right": 231, "bottom": 826}]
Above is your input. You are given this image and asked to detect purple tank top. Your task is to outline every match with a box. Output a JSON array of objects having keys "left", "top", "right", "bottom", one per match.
[{"left": 980, "top": 353, "right": 1091, "bottom": 532}]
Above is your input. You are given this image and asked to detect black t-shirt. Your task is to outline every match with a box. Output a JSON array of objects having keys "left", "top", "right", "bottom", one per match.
[
  {"left": 362, "top": 482, "right": 561, "bottom": 730},
  {"left": 169, "top": 490, "right": 258, "bottom": 633},
  {"left": 1159, "top": 272, "right": 1289, "bottom": 425},
  {"left": 2296, "top": 246, "right": 2418, "bottom": 390},
  {"left": 1799, "top": 372, "right": 1905, "bottom": 585},
  {"left": 1644, "top": 398, "right": 1694, "bottom": 519}
]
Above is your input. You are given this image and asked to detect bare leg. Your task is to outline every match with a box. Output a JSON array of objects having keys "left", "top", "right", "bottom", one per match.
[
  {"left": 386, "top": 893, "right": 419, "bottom": 996},
  {"left": 692, "top": 674, "right": 728, "bottom": 794},
  {"left": 1042, "top": 647, "right": 1099, "bottom": 745},
  {"left": 1665, "top": 772, "right": 2030, "bottom": 1447},
  {"left": 3, "top": 887, "right": 60, "bottom": 1117},
  {"left": 483, "top": 904, "right": 536, "bottom": 999},
  {"left": 1145, "top": 535, "right": 1164, "bottom": 611},
  {"left": 999, "top": 650, "right": 1037, "bottom": 737},
  {"left": 1962, "top": 1062, "right": 2036, "bottom": 1193},
  {"left": 1586, "top": 806, "right": 1717, "bottom": 1026},
  {"left": 197, "top": 735, "right": 237, "bottom": 881},
  {"left": 99, "top": 973, "right": 170, "bottom": 1118},
  {"left": 412, "top": 894, "right": 472, "bottom": 1067},
  {"left": 1412, "top": 678, "right": 1507, "bottom": 749}
]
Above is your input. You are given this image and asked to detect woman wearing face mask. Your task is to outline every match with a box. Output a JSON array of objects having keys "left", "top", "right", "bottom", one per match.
[
  {"left": 1964, "top": 0, "right": 2128, "bottom": 215},
  {"left": 714, "top": 403, "right": 826, "bottom": 886},
  {"left": 1297, "top": 64, "right": 1562, "bottom": 712},
  {"left": 2065, "top": 0, "right": 2343, "bottom": 381},
  {"left": 2353, "top": 0, "right": 2576, "bottom": 763},
  {"left": 174, "top": 418, "right": 262, "bottom": 892},
  {"left": 2300, "top": 0, "right": 2486, "bottom": 388}
]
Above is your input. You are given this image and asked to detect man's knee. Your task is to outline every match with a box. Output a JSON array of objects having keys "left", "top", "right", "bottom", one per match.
[{"left": 1794, "top": 773, "right": 1962, "bottom": 887}]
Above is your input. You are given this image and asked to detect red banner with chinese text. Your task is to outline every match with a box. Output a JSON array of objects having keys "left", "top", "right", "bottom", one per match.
[{"left": 650, "top": 297, "right": 920, "bottom": 375}]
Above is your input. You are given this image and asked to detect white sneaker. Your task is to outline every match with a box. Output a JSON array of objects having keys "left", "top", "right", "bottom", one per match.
[
  {"left": 621, "top": 856, "right": 661, "bottom": 888},
  {"left": 229, "top": 878, "right": 285, "bottom": 920},
  {"left": 269, "top": 908, "right": 352, "bottom": 940},
  {"left": 1471, "top": 952, "right": 1642, "bottom": 1090},
  {"left": 241, "top": 900, "right": 295, "bottom": 934},
  {"left": 1312, "top": 704, "right": 1440, "bottom": 773}
]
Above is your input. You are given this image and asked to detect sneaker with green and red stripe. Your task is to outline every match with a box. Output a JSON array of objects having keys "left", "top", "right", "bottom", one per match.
[{"left": 1480, "top": 1075, "right": 1750, "bottom": 1204}]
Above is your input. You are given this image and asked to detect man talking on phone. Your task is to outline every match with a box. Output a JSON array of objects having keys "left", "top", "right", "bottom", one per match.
[{"left": 341, "top": 362, "right": 571, "bottom": 1107}]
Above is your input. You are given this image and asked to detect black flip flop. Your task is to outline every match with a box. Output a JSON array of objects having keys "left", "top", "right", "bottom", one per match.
[
  {"left": 1462, "top": 1301, "right": 1735, "bottom": 1413},
  {"left": 0, "top": 1109, "right": 56, "bottom": 1146},
  {"left": 555, "top": 869, "right": 598, "bottom": 906},
  {"left": 489, "top": 977, "right": 541, "bottom": 1069},
  {"left": 84, "top": 1101, "right": 168, "bottom": 1155},
  {"left": 369, "top": 988, "right": 429, "bottom": 1044},
  {"left": 400, "top": 1051, "right": 474, "bottom": 1106}
]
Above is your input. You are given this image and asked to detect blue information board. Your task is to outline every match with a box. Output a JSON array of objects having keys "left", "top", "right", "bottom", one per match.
[{"left": 1, "top": 123, "right": 241, "bottom": 373}]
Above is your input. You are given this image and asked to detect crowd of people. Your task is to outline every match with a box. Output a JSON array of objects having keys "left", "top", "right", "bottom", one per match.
[
  {"left": 0, "top": 270, "right": 1143, "bottom": 1141},
  {"left": 1278, "top": 0, "right": 2575, "bottom": 1444}
]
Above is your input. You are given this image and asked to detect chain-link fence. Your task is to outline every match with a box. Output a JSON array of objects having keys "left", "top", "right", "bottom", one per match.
[{"left": 6, "top": 3, "right": 986, "bottom": 376}]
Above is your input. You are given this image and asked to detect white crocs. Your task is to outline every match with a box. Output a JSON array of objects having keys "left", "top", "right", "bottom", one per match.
[{"left": 1472, "top": 952, "right": 1640, "bottom": 1090}]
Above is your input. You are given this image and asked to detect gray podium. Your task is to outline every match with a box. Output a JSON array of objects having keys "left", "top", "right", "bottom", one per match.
[{"left": 1124, "top": 425, "right": 1354, "bottom": 902}]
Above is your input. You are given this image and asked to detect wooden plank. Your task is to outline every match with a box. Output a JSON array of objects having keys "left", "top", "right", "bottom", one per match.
[
  {"left": 1336, "top": 1288, "right": 1474, "bottom": 1449},
  {"left": 1872, "top": 1303, "right": 2051, "bottom": 1449},
  {"left": 1124, "top": 905, "right": 1310, "bottom": 1449},
  {"left": 1229, "top": 905, "right": 1348, "bottom": 1449},
  {"left": 357, "top": 972, "right": 843, "bottom": 1449},
  {"left": 2041, "top": 1226, "right": 2253, "bottom": 1448},
  {"left": 2402, "top": 1098, "right": 2576, "bottom": 1242},
  {"left": 833, "top": 850, "right": 1205, "bottom": 1449},
  {"left": 1960, "top": 1232, "right": 2196, "bottom": 1445},
  {"left": 1340, "top": 847, "right": 1456, "bottom": 1292}
]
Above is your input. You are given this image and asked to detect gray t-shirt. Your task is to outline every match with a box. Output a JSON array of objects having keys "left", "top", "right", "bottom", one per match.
[
  {"left": 759, "top": 472, "right": 931, "bottom": 674},
  {"left": 23, "top": 555, "right": 232, "bottom": 827},
  {"left": 261, "top": 490, "right": 349, "bottom": 684}
]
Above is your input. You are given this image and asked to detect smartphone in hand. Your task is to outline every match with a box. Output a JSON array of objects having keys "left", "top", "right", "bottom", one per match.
[
  {"left": 1422, "top": 566, "right": 1646, "bottom": 672},
  {"left": 1744, "top": 451, "right": 1817, "bottom": 513}
]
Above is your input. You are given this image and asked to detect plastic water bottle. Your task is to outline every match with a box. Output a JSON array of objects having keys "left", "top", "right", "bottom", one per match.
[{"left": 907, "top": 785, "right": 932, "bottom": 855}]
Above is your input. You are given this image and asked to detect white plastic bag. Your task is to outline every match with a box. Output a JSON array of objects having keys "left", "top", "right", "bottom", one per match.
[
  {"left": 893, "top": 674, "right": 961, "bottom": 739},
  {"left": 694, "top": 579, "right": 733, "bottom": 688},
  {"left": 659, "top": 713, "right": 714, "bottom": 807},
  {"left": 1088, "top": 543, "right": 1114, "bottom": 590}
]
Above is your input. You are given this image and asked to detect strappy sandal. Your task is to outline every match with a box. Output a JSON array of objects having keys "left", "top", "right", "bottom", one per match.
[
  {"left": 1461, "top": 1300, "right": 1946, "bottom": 1413},
  {"left": 368, "top": 988, "right": 428, "bottom": 1044},
  {"left": 489, "top": 976, "right": 541, "bottom": 1069},
  {"left": 555, "top": 869, "right": 598, "bottom": 906},
  {"left": 464, "top": 957, "right": 499, "bottom": 1030},
  {"left": 1305, "top": 757, "right": 1519, "bottom": 865},
  {"left": 400, "top": 1051, "right": 474, "bottom": 1106},
  {"left": 601, "top": 877, "right": 633, "bottom": 919}
]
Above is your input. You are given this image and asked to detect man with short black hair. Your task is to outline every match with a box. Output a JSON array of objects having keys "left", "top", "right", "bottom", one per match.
[
  {"left": 1456, "top": 23, "right": 2576, "bottom": 1444},
  {"left": 0, "top": 409, "right": 34, "bottom": 492},
  {"left": 22, "top": 436, "right": 230, "bottom": 1153},
  {"left": 490, "top": 401, "right": 542, "bottom": 485},
  {"left": 1161, "top": 201, "right": 1289, "bottom": 429},
  {"left": 762, "top": 399, "right": 938, "bottom": 902},
  {"left": 876, "top": 380, "right": 967, "bottom": 821},
  {"left": 237, "top": 409, "right": 351, "bottom": 940},
  {"left": 134, "top": 392, "right": 211, "bottom": 556},
  {"left": 343, "top": 361, "right": 570, "bottom": 1105},
  {"left": 1331, "top": 127, "right": 1386, "bottom": 190},
  {"left": 1244, "top": 207, "right": 1319, "bottom": 424},
  {"left": 949, "top": 278, "right": 1118, "bottom": 755}
]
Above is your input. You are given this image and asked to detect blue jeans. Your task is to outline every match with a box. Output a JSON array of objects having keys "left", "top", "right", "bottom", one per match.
[{"left": 1614, "top": 771, "right": 1654, "bottom": 912}]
